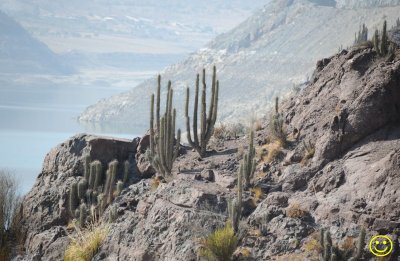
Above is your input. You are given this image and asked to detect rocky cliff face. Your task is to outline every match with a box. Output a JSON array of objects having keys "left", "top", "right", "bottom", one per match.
[
  {"left": 15, "top": 33, "right": 400, "bottom": 260},
  {"left": 78, "top": 0, "right": 400, "bottom": 131}
]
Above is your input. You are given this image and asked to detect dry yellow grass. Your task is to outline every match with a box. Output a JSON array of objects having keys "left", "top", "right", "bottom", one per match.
[
  {"left": 251, "top": 187, "right": 264, "bottom": 206},
  {"left": 150, "top": 176, "right": 161, "bottom": 190},
  {"left": 248, "top": 229, "right": 262, "bottom": 237},
  {"left": 260, "top": 140, "right": 283, "bottom": 163},
  {"left": 64, "top": 222, "right": 109, "bottom": 261},
  {"left": 235, "top": 247, "right": 252, "bottom": 258},
  {"left": 253, "top": 119, "right": 263, "bottom": 131},
  {"left": 286, "top": 202, "right": 308, "bottom": 218},
  {"left": 273, "top": 253, "right": 304, "bottom": 261}
]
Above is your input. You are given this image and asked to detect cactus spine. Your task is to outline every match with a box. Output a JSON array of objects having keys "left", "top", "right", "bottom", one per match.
[
  {"left": 243, "top": 130, "right": 256, "bottom": 189},
  {"left": 69, "top": 182, "right": 79, "bottom": 216},
  {"left": 147, "top": 76, "right": 181, "bottom": 176},
  {"left": 229, "top": 163, "right": 243, "bottom": 233},
  {"left": 185, "top": 66, "right": 219, "bottom": 158},
  {"left": 77, "top": 178, "right": 88, "bottom": 200}
]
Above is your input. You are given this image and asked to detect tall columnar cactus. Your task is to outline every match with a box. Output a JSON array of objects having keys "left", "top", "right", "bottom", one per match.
[
  {"left": 69, "top": 182, "right": 79, "bottom": 216},
  {"left": 79, "top": 202, "right": 87, "bottom": 227},
  {"left": 349, "top": 228, "right": 366, "bottom": 261},
  {"left": 123, "top": 160, "right": 130, "bottom": 185},
  {"left": 147, "top": 76, "right": 181, "bottom": 176},
  {"left": 116, "top": 180, "right": 124, "bottom": 196},
  {"left": 93, "top": 160, "right": 103, "bottom": 191},
  {"left": 83, "top": 154, "right": 91, "bottom": 181},
  {"left": 229, "top": 164, "right": 243, "bottom": 233},
  {"left": 185, "top": 66, "right": 219, "bottom": 158},
  {"left": 381, "top": 20, "right": 388, "bottom": 56},
  {"left": 322, "top": 230, "right": 333, "bottom": 261},
  {"left": 271, "top": 97, "right": 286, "bottom": 145},
  {"left": 77, "top": 178, "right": 88, "bottom": 200},
  {"left": 373, "top": 29, "right": 380, "bottom": 54},
  {"left": 105, "top": 160, "right": 118, "bottom": 204},
  {"left": 243, "top": 130, "right": 256, "bottom": 189},
  {"left": 88, "top": 161, "right": 96, "bottom": 189}
]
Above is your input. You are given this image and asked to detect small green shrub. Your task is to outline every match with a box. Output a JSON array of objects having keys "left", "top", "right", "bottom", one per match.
[{"left": 199, "top": 222, "right": 238, "bottom": 261}]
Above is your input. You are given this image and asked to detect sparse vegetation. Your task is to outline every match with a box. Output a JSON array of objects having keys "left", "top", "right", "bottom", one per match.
[
  {"left": 286, "top": 202, "right": 308, "bottom": 218},
  {"left": 301, "top": 140, "right": 315, "bottom": 165},
  {"left": 251, "top": 187, "right": 264, "bottom": 206},
  {"left": 147, "top": 75, "right": 181, "bottom": 176},
  {"left": 150, "top": 175, "right": 162, "bottom": 190},
  {"left": 0, "top": 170, "right": 22, "bottom": 260},
  {"left": 185, "top": 66, "right": 219, "bottom": 158},
  {"left": 64, "top": 222, "right": 109, "bottom": 261},
  {"left": 258, "top": 140, "right": 283, "bottom": 163},
  {"left": 318, "top": 228, "right": 366, "bottom": 261},
  {"left": 199, "top": 222, "right": 238, "bottom": 261},
  {"left": 354, "top": 23, "right": 368, "bottom": 45},
  {"left": 372, "top": 20, "right": 390, "bottom": 56}
]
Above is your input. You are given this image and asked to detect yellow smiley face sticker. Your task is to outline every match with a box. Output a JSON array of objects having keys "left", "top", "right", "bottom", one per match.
[{"left": 369, "top": 235, "right": 393, "bottom": 257}]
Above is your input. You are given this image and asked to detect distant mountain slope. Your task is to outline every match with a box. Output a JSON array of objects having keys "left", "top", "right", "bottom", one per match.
[
  {"left": 0, "top": 0, "right": 267, "bottom": 54},
  {"left": 0, "top": 10, "right": 71, "bottom": 74},
  {"left": 79, "top": 0, "right": 400, "bottom": 129}
]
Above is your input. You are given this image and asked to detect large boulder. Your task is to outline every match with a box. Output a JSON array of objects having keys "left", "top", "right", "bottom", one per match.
[{"left": 20, "top": 134, "right": 139, "bottom": 260}]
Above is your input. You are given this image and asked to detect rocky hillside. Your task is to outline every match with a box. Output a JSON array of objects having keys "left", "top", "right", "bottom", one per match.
[
  {"left": 13, "top": 28, "right": 400, "bottom": 260},
  {"left": 79, "top": 0, "right": 400, "bottom": 130}
]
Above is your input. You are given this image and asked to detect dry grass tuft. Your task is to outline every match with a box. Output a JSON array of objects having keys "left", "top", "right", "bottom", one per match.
[
  {"left": 273, "top": 253, "right": 304, "bottom": 261},
  {"left": 303, "top": 238, "right": 323, "bottom": 253},
  {"left": 64, "top": 222, "right": 109, "bottom": 261},
  {"left": 258, "top": 140, "right": 283, "bottom": 163},
  {"left": 253, "top": 119, "right": 263, "bottom": 131},
  {"left": 251, "top": 187, "right": 264, "bottom": 206},
  {"left": 235, "top": 247, "right": 252, "bottom": 258},
  {"left": 286, "top": 202, "right": 308, "bottom": 219},
  {"left": 150, "top": 176, "right": 161, "bottom": 191}
]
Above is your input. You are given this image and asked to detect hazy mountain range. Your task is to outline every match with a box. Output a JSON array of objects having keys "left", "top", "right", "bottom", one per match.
[
  {"left": 78, "top": 0, "right": 400, "bottom": 130},
  {"left": 0, "top": 10, "right": 71, "bottom": 74}
]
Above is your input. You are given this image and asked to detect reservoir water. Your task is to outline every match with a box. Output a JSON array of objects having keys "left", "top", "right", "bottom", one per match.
[{"left": 0, "top": 71, "right": 151, "bottom": 194}]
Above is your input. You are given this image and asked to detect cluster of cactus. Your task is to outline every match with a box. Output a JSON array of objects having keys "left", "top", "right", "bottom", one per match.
[
  {"left": 146, "top": 75, "right": 181, "bottom": 176},
  {"left": 243, "top": 130, "right": 256, "bottom": 189},
  {"left": 320, "top": 228, "right": 365, "bottom": 261},
  {"left": 354, "top": 23, "right": 368, "bottom": 45},
  {"left": 270, "top": 97, "right": 286, "bottom": 145},
  {"left": 373, "top": 20, "right": 391, "bottom": 56},
  {"left": 228, "top": 162, "right": 243, "bottom": 233},
  {"left": 185, "top": 66, "right": 219, "bottom": 158},
  {"left": 68, "top": 156, "right": 131, "bottom": 226}
]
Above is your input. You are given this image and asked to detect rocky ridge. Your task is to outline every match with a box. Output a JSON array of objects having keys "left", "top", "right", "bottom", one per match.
[{"left": 15, "top": 30, "right": 400, "bottom": 260}]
